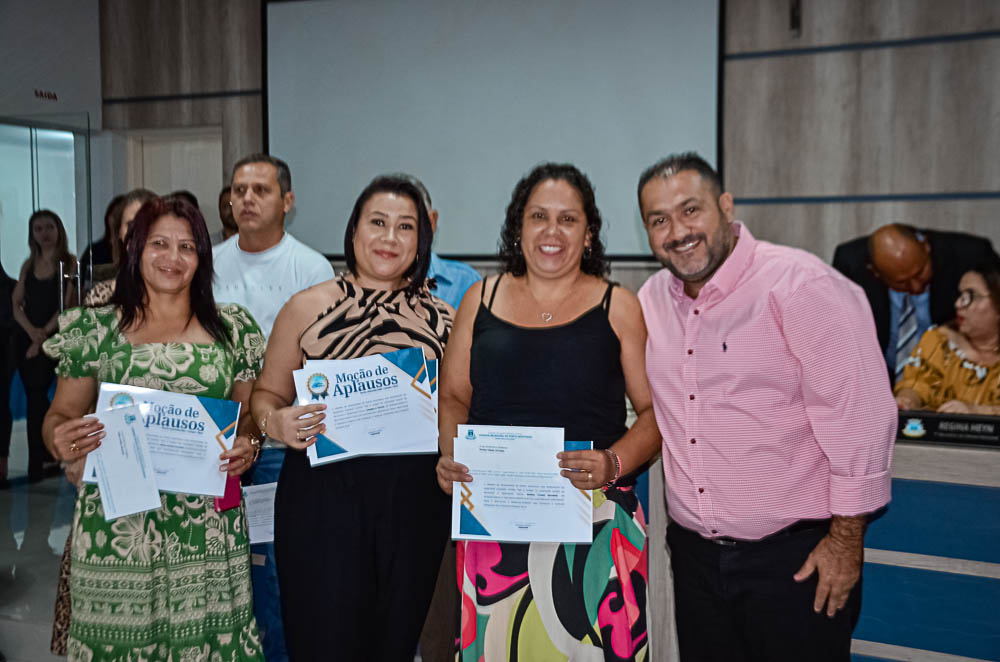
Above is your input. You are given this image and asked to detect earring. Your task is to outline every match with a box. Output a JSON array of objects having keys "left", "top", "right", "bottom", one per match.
[{"left": 584, "top": 245, "right": 592, "bottom": 258}]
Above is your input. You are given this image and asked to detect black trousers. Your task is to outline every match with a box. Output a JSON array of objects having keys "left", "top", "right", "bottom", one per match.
[
  {"left": 275, "top": 452, "right": 449, "bottom": 662},
  {"left": 16, "top": 337, "right": 56, "bottom": 479},
  {"left": 667, "top": 521, "right": 862, "bottom": 662}
]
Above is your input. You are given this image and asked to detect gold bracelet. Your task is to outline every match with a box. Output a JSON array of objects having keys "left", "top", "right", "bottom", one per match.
[
  {"left": 258, "top": 410, "right": 274, "bottom": 439},
  {"left": 248, "top": 433, "right": 262, "bottom": 464}
]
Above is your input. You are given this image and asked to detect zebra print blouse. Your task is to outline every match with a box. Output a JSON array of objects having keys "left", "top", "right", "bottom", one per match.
[{"left": 298, "top": 275, "right": 454, "bottom": 363}]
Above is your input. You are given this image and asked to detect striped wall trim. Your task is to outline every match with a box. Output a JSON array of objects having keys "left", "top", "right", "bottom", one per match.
[
  {"left": 852, "top": 639, "right": 993, "bottom": 662},
  {"left": 726, "top": 29, "right": 1000, "bottom": 60},
  {"left": 865, "top": 548, "right": 1000, "bottom": 580},
  {"left": 103, "top": 89, "right": 263, "bottom": 105},
  {"left": 892, "top": 443, "right": 1000, "bottom": 489},
  {"left": 733, "top": 192, "right": 1000, "bottom": 205}
]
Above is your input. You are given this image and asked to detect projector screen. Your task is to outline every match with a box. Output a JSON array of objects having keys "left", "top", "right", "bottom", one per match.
[{"left": 267, "top": 0, "right": 718, "bottom": 256}]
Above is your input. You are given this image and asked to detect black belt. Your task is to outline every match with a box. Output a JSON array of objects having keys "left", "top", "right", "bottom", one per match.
[{"left": 699, "top": 518, "right": 831, "bottom": 547}]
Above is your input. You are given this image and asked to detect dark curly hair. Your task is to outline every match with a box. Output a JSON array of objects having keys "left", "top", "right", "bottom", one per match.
[
  {"left": 111, "top": 196, "right": 229, "bottom": 346},
  {"left": 498, "top": 163, "right": 609, "bottom": 277}
]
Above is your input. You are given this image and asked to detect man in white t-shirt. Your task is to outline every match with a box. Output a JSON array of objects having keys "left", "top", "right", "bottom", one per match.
[
  {"left": 213, "top": 153, "right": 332, "bottom": 662},
  {"left": 214, "top": 155, "right": 333, "bottom": 337}
]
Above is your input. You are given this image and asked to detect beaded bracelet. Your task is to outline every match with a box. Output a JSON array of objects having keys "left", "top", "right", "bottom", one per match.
[{"left": 602, "top": 448, "right": 621, "bottom": 491}]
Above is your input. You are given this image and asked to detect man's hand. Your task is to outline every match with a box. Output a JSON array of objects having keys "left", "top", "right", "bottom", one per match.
[{"left": 793, "top": 515, "right": 864, "bottom": 617}]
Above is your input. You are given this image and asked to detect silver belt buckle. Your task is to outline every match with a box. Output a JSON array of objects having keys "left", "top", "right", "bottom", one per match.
[{"left": 710, "top": 537, "right": 738, "bottom": 546}]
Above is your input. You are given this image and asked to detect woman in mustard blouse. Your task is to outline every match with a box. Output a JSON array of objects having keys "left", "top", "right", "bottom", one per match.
[{"left": 895, "top": 257, "right": 1000, "bottom": 414}]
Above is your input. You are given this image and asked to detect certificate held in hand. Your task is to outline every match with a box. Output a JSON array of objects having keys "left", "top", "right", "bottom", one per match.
[
  {"left": 293, "top": 347, "right": 438, "bottom": 466},
  {"left": 92, "top": 405, "right": 161, "bottom": 520},
  {"left": 85, "top": 383, "right": 242, "bottom": 497},
  {"left": 452, "top": 425, "right": 593, "bottom": 544}
]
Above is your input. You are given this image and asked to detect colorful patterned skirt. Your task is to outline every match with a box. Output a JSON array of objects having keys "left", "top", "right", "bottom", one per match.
[
  {"left": 66, "top": 485, "right": 262, "bottom": 662},
  {"left": 458, "top": 486, "right": 648, "bottom": 661}
]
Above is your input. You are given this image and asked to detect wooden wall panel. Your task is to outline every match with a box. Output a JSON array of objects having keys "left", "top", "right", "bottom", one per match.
[
  {"left": 100, "top": 0, "right": 261, "bottom": 98},
  {"left": 99, "top": 0, "right": 262, "bottom": 183},
  {"left": 102, "top": 96, "right": 262, "bottom": 179},
  {"left": 221, "top": 95, "right": 264, "bottom": 179},
  {"left": 717, "top": 4, "right": 1000, "bottom": 659},
  {"left": 726, "top": 0, "right": 1000, "bottom": 53},
  {"left": 735, "top": 199, "right": 1000, "bottom": 264},
  {"left": 724, "top": 39, "right": 1000, "bottom": 197}
]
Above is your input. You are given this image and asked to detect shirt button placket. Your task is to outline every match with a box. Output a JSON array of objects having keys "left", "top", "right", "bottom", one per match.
[{"left": 683, "top": 302, "right": 711, "bottom": 531}]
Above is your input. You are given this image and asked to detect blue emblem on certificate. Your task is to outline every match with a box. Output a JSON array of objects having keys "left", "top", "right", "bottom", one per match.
[
  {"left": 307, "top": 373, "right": 330, "bottom": 400},
  {"left": 293, "top": 347, "right": 439, "bottom": 466},
  {"left": 109, "top": 392, "right": 135, "bottom": 408}
]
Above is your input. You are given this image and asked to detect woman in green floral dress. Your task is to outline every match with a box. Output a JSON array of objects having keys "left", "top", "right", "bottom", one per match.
[{"left": 42, "top": 197, "right": 266, "bottom": 662}]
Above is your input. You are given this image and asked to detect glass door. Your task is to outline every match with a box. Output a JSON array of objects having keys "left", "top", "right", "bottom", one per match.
[{"left": 0, "top": 114, "right": 94, "bottom": 308}]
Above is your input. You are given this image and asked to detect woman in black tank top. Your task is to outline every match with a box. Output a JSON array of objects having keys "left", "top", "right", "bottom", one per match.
[
  {"left": 11, "top": 210, "right": 76, "bottom": 481},
  {"left": 436, "top": 164, "right": 661, "bottom": 662}
]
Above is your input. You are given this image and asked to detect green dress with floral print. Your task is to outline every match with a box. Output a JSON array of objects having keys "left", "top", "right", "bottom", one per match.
[{"left": 43, "top": 303, "right": 267, "bottom": 662}]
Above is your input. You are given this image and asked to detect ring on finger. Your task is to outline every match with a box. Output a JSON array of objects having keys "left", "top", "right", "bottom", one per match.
[
  {"left": 587, "top": 471, "right": 593, "bottom": 481},
  {"left": 69, "top": 442, "right": 79, "bottom": 453}
]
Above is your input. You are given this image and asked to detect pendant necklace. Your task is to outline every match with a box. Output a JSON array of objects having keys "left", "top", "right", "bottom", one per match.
[{"left": 525, "top": 276, "right": 576, "bottom": 323}]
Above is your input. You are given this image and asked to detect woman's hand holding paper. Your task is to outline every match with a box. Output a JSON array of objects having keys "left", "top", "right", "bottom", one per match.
[
  {"left": 51, "top": 416, "right": 104, "bottom": 462},
  {"left": 265, "top": 403, "right": 327, "bottom": 450},
  {"left": 219, "top": 435, "right": 258, "bottom": 477},
  {"left": 435, "top": 455, "right": 472, "bottom": 495}
]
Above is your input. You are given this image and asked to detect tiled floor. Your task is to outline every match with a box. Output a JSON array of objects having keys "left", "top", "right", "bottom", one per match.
[
  {"left": 0, "top": 420, "right": 73, "bottom": 662},
  {"left": 0, "top": 421, "right": 428, "bottom": 662}
]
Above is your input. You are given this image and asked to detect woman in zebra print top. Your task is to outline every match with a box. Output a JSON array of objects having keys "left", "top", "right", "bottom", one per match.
[{"left": 250, "top": 175, "right": 454, "bottom": 660}]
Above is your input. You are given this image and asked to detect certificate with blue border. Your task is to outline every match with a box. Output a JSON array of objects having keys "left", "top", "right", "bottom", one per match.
[
  {"left": 84, "top": 383, "right": 241, "bottom": 497},
  {"left": 451, "top": 425, "right": 593, "bottom": 543},
  {"left": 294, "top": 347, "right": 438, "bottom": 466}
]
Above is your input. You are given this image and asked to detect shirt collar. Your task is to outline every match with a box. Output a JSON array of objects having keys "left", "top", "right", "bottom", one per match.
[
  {"left": 428, "top": 253, "right": 452, "bottom": 285},
  {"left": 668, "top": 221, "right": 754, "bottom": 301}
]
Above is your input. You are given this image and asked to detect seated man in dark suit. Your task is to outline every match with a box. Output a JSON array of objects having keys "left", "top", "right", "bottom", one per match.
[{"left": 833, "top": 223, "right": 997, "bottom": 381}]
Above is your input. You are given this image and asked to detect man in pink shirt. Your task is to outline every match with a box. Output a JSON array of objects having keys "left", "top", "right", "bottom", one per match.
[{"left": 636, "top": 153, "right": 896, "bottom": 661}]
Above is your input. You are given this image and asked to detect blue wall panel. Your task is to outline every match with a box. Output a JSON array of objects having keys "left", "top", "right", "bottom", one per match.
[
  {"left": 866, "top": 478, "right": 1000, "bottom": 564},
  {"left": 855, "top": 563, "right": 1000, "bottom": 660}
]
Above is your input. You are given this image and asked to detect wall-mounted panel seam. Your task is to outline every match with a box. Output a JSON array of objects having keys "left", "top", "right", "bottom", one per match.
[
  {"left": 104, "top": 89, "right": 263, "bottom": 105},
  {"left": 735, "top": 192, "right": 1000, "bottom": 205},
  {"left": 852, "top": 639, "right": 993, "bottom": 662},
  {"left": 865, "top": 549, "right": 1000, "bottom": 580},
  {"left": 726, "top": 29, "right": 1000, "bottom": 60}
]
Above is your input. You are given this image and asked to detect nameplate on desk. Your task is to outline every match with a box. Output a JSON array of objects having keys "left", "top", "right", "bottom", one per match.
[{"left": 897, "top": 410, "right": 1000, "bottom": 448}]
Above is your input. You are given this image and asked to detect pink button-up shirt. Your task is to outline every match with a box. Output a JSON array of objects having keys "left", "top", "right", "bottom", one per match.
[{"left": 639, "top": 223, "right": 896, "bottom": 540}]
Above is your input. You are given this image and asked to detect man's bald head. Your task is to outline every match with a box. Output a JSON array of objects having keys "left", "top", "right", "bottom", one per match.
[{"left": 868, "top": 224, "right": 933, "bottom": 294}]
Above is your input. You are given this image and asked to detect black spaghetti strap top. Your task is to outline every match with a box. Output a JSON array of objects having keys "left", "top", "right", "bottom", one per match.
[
  {"left": 24, "top": 268, "right": 61, "bottom": 327},
  {"left": 467, "top": 275, "right": 630, "bottom": 483}
]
